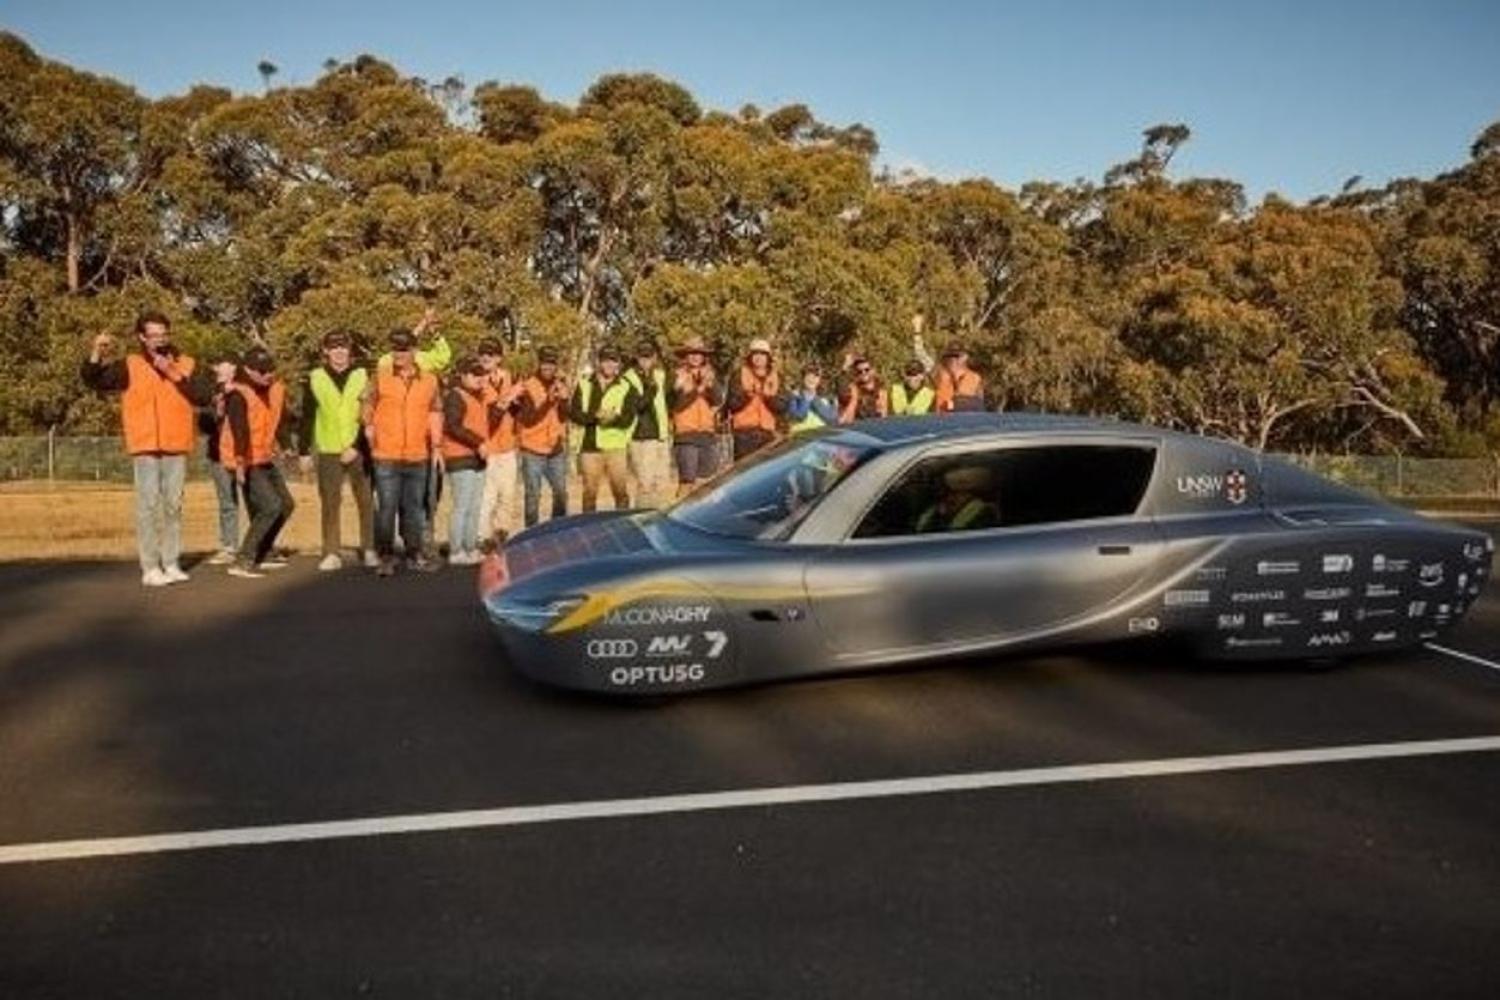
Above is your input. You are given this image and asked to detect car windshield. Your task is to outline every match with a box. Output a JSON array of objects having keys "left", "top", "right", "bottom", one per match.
[{"left": 666, "top": 435, "right": 877, "bottom": 540}]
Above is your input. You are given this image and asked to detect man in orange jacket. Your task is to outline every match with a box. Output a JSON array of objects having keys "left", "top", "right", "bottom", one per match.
[
  {"left": 221, "top": 347, "right": 295, "bottom": 579},
  {"left": 82, "top": 311, "right": 213, "bottom": 587},
  {"left": 725, "top": 337, "right": 784, "bottom": 461},
  {"left": 362, "top": 329, "right": 443, "bottom": 576},
  {"left": 934, "top": 341, "right": 986, "bottom": 412}
]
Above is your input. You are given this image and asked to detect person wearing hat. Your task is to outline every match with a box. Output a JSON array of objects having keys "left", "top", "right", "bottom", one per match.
[
  {"left": 362, "top": 328, "right": 442, "bottom": 575},
  {"left": 726, "top": 337, "right": 784, "bottom": 461},
  {"left": 376, "top": 306, "right": 452, "bottom": 375},
  {"left": 624, "top": 339, "right": 672, "bottom": 507},
  {"left": 915, "top": 463, "right": 1000, "bottom": 534},
  {"left": 889, "top": 358, "right": 937, "bottom": 416},
  {"left": 297, "top": 330, "right": 376, "bottom": 571},
  {"left": 476, "top": 337, "right": 522, "bottom": 540},
  {"left": 669, "top": 335, "right": 724, "bottom": 497},
  {"left": 200, "top": 353, "right": 243, "bottom": 565},
  {"left": 515, "top": 345, "right": 571, "bottom": 526},
  {"left": 935, "top": 342, "right": 985, "bottom": 412},
  {"left": 837, "top": 353, "right": 889, "bottom": 424},
  {"left": 786, "top": 365, "right": 838, "bottom": 434},
  {"left": 82, "top": 311, "right": 215, "bottom": 586},
  {"left": 569, "top": 344, "right": 640, "bottom": 513},
  {"left": 440, "top": 356, "right": 494, "bottom": 564},
  {"left": 222, "top": 347, "right": 295, "bottom": 578}
]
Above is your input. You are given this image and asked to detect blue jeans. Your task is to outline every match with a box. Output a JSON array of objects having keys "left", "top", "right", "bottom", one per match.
[
  {"left": 447, "top": 466, "right": 483, "bottom": 555},
  {"left": 520, "top": 451, "right": 568, "bottom": 527},
  {"left": 373, "top": 461, "right": 430, "bottom": 558},
  {"left": 207, "top": 461, "right": 240, "bottom": 551},
  {"left": 131, "top": 453, "right": 186, "bottom": 572}
]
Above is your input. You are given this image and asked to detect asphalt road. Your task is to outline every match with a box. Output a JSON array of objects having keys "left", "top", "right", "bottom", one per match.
[{"left": 2, "top": 525, "right": 1499, "bottom": 998}]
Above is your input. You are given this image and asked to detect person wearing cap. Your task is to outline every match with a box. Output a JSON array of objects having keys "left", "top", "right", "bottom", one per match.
[
  {"left": 915, "top": 464, "right": 1000, "bottom": 533},
  {"left": 515, "top": 345, "right": 571, "bottom": 526},
  {"left": 935, "top": 342, "right": 985, "bottom": 412},
  {"left": 889, "top": 358, "right": 937, "bottom": 416},
  {"left": 476, "top": 337, "right": 522, "bottom": 541},
  {"left": 624, "top": 340, "right": 672, "bottom": 507},
  {"left": 297, "top": 330, "right": 376, "bottom": 571},
  {"left": 376, "top": 307, "right": 452, "bottom": 375},
  {"left": 570, "top": 345, "right": 640, "bottom": 513},
  {"left": 440, "top": 356, "right": 494, "bottom": 564},
  {"left": 199, "top": 354, "right": 243, "bottom": 565},
  {"left": 786, "top": 366, "right": 838, "bottom": 434},
  {"left": 837, "top": 353, "right": 889, "bottom": 424},
  {"left": 222, "top": 348, "right": 295, "bottom": 578},
  {"left": 726, "top": 337, "right": 784, "bottom": 461},
  {"left": 669, "top": 335, "right": 724, "bottom": 497},
  {"left": 362, "top": 328, "right": 443, "bottom": 575},
  {"left": 82, "top": 311, "right": 215, "bottom": 586}
]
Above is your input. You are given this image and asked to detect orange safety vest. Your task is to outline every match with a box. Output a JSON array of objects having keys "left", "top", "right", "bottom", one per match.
[
  {"left": 516, "top": 376, "right": 565, "bottom": 455},
  {"left": 121, "top": 353, "right": 198, "bottom": 455},
  {"left": 219, "top": 380, "right": 286, "bottom": 468},
  {"left": 671, "top": 367, "right": 719, "bottom": 435},
  {"left": 730, "top": 365, "right": 779, "bottom": 433},
  {"left": 442, "top": 386, "right": 491, "bottom": 461},
  {"left": 371, "top": 368, "right": 439, "bottom": 462},
  {"left": 935, "top": 368, "right": 984, "bottom": 412},
  {"left": 839, "top": 380, "right": 889, "bottom": 424},
  {"left": 483, "top": 369, "right": 517, "bottom": 453}
]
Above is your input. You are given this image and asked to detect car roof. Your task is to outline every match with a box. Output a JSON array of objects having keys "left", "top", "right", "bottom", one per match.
[{"left": 845, "top": 411, "right": 1166, "bottom": 445}]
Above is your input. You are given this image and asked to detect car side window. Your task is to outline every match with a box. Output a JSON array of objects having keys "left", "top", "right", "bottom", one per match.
[{"left": 852, "top": 444, "right": 1157, "bottom": 539}]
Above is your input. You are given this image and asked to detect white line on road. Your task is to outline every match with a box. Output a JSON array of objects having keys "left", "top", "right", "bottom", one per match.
[
  {"left": 1425, "top": 642, "right": 1500, "bottom": 675},
  {"left": 4, "top": 735, "right": 1500, "bottom": 866}
]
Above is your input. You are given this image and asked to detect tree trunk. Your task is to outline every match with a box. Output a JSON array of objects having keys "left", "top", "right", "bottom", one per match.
[{"left": 65, "top": 212, "right": 82, "bottom": 294}]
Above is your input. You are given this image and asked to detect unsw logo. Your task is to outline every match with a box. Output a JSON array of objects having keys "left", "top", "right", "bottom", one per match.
[{"left": 1175, "top": 469, "right": 1249, "bottom": 505}]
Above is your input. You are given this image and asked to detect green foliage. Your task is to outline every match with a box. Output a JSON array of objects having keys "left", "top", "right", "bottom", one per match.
[{"left": 1, "top": 37, "right": 1496, "bottom": 455}]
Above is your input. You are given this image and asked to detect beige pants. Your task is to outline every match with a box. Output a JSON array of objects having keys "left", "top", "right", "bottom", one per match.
[
  {"left": 479, "top": 449, "right": 519, "bottom": 539},
  {"left": 579, "top": 450, "right": 631, "bottom": 512},
  {"left": 628, "top": 439, "right": 674, "bottom": 508}
]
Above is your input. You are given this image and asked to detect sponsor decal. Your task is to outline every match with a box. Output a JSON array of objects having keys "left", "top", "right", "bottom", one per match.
[
  {"left": 1304, "top": 586, "right": 1352, "bottom": 601},
  {"left": 1407, "top": 601, "right": 1427, "bottom": 618},
  {"left": 1372, "top": 554, "right": 1410, "bottom": 573},
  {"left": 1318, "top": 609, "right": 1342, "bottom": 624},
  {"left": 1457, "top": 572, "right": 1469, "bottom": 592},
  {"left": 1365, "top": 583, "right": 1401, "bottom": 599},
  {"left": 1128, "top": 617, "right": 1161, "bottom": 634},
  {"left": 605, "top": 605, "right": 714, "bottom": 626},
  {"left": 1262, "top": 611, "right": 1302, "bottom": 628},
  {"left": 1438, "top": 604, "right": 1451, "bottom": 615},
  {"left": 1418, "top": 630, "right": 1438, "bottom": 640},
  {"left": 1216, "top": 613, "right": 1246, "bottom": 630},
  {"left": 586, "top": 638, "right": 639, "bottom": 659},
  {"left": 1224, "top": 469, "right": 1249, "bottom": 505},
  {"left": 1257, "top": 560, "right": 1301, "bottom": 576},
  {"left": 1307, "top": 630, "right": 1353, "bottom": 648},
  {"left": 1176, "top": 474, "right": 1224, "bottom": 499},
  {"left": 1195, "top": 566, "right": 1228, "bottom": 582},
  {"left": 1164, "top": 589, "right": 1211, "bottom": 607},
  {"left": 1417, "top": 563, "right": 1444, "bottom": 588},
  {"left": 1225, "top": 636, "right": 1283, "bottom": 649},
  {"left": 1322, "top": 554, "right": 1354, "bottom": 574},
  {"left": 609, "top": 663, "right": 706, "bottom": 686},
  {"left": 1462, "top": 542, "right": 1485, "bottom": 562},
  {"left": 1230, "top": 589, "right": 1286, "bottom": 604},
  {"left": 645, "top": 635, "right": 693, "bottom": 657},
  {"left": 1371, "top": 630, "right": 1400, "bottom": 643},
  {"left": 1356, "top": 607, "right": 1397, "bottom": 621}
]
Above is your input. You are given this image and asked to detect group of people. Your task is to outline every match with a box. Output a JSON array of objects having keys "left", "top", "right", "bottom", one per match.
[{"left": 83, "top": 311, "right": 987, "bottom": 586}]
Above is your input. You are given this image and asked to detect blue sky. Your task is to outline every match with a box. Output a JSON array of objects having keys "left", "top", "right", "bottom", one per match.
[{"left": 5, "top": 0, "right": 1498, "bottom": 200}]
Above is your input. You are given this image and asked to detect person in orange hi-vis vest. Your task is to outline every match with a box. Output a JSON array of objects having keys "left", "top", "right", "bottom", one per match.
[
  {"left": 725, "top": 337, "right": 784, "bottom": 462},
  {"left": 441, "top": 356, "right": 496, "bottom": 565},
  {"left": 477, "top": 337, "right": 522, "bottom": 543},
  {"left": 362, "top": 328, "right": 443, "bottom": 576},
  {"left": 669, "top": 335, "right": 724, "bottom": 497},
  {"left": 220, "top": 347, "right": 295, "bottom": 579},
  {"left": 934, "top": 341, "right": 986, "bottom": 412},
  {"left": 514, "top": 345, "right": 571, "bottom": 527},
  {"left": 81, "top": 311, "right": 214, "bottom": 587}
]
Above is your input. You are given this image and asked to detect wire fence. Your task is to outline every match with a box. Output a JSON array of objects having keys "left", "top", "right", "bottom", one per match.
[{"left": 2, "top": 436, "right": 1499, "bottom": 499}]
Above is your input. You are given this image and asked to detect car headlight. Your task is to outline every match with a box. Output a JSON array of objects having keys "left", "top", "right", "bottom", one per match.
[{"left": 487, "top": 595, "right": 586, "bottom": 634}]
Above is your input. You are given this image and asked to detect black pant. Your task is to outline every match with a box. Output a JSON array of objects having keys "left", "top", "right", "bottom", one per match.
[
  {"left": 732, "top": 429, "right": 775, "bottom": 463},
  {"left": 316, "top": 452, "right": 374, "bottom": 556},
  {"left": 239, "top": 465, "right": 295, "bottom": 565}
]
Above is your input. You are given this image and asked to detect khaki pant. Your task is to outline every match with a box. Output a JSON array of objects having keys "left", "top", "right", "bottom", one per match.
[
  {"left": 479, "top": 449, "right": 519, "bottom": 540},
  {"left": 628, "top": 439, "right": 673, "bottom": 508},
  {"left": 579, "top": 450, "right": 631, "bottom": 512}
]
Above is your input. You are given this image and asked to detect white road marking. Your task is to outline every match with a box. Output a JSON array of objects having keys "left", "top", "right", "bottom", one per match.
[
  {"left": 1425, "top": 642, "right": 1500, "bottom": 675},
  {"left": 4, "top": 735, "right": 1500, "bottom": 866}
]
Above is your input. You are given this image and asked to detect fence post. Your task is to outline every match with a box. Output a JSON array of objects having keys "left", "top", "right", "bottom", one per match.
[
  {"left": 46, "top": 424, "right": 56, "bottom": 487},
  {"left": 1395, "top": 452, "right": 1404, "bottom": 496}
]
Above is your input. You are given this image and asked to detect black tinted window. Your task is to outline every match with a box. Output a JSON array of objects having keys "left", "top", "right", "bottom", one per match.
[{"left": 854, "top": 444, "right": 1156, "bottom": 539}]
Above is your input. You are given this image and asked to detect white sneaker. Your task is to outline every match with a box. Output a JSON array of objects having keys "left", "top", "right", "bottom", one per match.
[
  {"left": 259, "top": 557, "right": 289, "bottom": 570},
  {"left": 227, "top": 564, "right": 265, "bottom": 579},
  {"left": 362, "top": 550, "right": 379, "bottom": 568},
  {"left": 162, "top": 564, "right": 190, "bottom": 584},
  {"left": 318, "top": 554, "right": 343, "bottom": 572},
  {"left": 206, "top": 549, "right": 236, "bottom": 566},
  {"left": 141, "top": 567, "right": 169, "bottom": 587}
]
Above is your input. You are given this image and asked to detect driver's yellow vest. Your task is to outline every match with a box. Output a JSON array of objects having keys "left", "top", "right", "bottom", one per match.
[
  {"left": 578, "top": 377, "right": 634, "bottom": 452},
  {"left": 916, "top": 497, "right": 990, "bottom": 533},
  {"left": 889, "top": 382, "right": 935, "bottom": 416}
]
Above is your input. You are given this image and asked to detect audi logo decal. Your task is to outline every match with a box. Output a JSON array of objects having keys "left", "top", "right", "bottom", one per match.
[{"left": 586, "top": 639, "right": 639, "bottom": 659}]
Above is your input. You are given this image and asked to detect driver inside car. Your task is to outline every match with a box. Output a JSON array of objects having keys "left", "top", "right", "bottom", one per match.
[{"left": 914, "top": 464, "right": 1000, "bottom": 534}]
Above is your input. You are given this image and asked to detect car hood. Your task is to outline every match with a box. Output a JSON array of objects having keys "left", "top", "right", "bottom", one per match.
[{"left": 498, "top": 510, "right": 761, "bottom": 588}]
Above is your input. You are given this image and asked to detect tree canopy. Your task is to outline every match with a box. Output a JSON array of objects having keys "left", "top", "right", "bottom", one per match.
[{"left": 2, "top": 32, "right": 1497, "bottom": 455}]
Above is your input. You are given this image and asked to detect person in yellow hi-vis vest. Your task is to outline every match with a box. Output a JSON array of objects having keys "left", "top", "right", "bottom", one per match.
[
  {"left": 889, "top": 359, "right": 937, "bottom": 415},
  {"left": 569, "top": 345, "right": 641, "bottom": 512},
  {"left": 624, "top": 339, "right": 673, "bottom": 507},
  {"left": 297, "top": 330, "right": 375, "bottom": 571}
]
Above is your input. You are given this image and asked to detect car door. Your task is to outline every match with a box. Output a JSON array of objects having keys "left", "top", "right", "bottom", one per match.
[{"left": 803, "top": 440, "right": 1163, "bottom": 662}]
